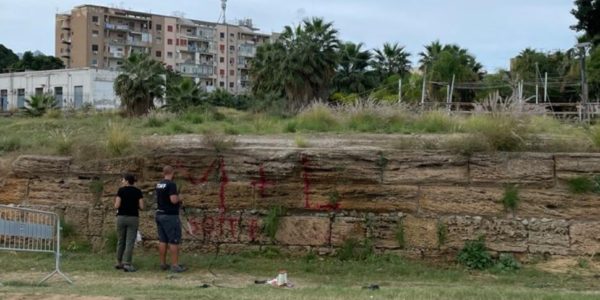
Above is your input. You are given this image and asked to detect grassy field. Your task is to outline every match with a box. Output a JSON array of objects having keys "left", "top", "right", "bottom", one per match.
[
  {"left": 1, "top": 250, "right": 600, "bottom": 299},
  {"left": 0, "top": 103, "right": 599, "bottom": 163}
]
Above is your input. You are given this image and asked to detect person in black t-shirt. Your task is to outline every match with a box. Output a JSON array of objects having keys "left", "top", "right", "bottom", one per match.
[
  {"left": 155, "top": 165, "right": 186, "bottom": 273},
  {"left": 114, "top": 173, "right": 144, "bottom": 272}
]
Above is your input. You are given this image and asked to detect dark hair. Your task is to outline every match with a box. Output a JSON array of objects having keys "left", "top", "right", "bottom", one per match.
[{"left": 123, "top": 173, "right": 136, "bottom": 185}]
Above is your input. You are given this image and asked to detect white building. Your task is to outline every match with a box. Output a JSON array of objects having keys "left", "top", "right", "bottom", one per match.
[{"left": 0, "top": 68, "right": 120, "bottom": 111}]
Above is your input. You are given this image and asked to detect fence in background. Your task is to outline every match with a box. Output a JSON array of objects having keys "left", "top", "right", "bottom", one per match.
[{"left": 0, "top": 205, "right": 72, "bottom": 284}]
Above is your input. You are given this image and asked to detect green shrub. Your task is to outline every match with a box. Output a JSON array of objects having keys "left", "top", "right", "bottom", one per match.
[
  {"left": 106, "top": 122, "right": 131, "bottom": 157},
  {"left": 567, "top": 176, "right": 600, "bottom": 194},
  {"left": 0, "top": 136, "right": 22, "bottom": 153},
  {"left": 104, "top": 230, "right": 118, "bottom": 252},
  {"left": 337, "top": 238, "right": 374, "bottom": 261},
  {"left": 295, "top": 103, "right": 339, "bottom": 132},
  {"left": 413, "top": 111, "right": 456, "bottom": 133},
  {"left": 395, "top": 221, "right": 405, "bottom": 249},
  {"left": 445, "top": 134, "right": 492, "bottom": 156},
  {"left": 464, "top": 115, "right": 525, "bottom": 151},
  {"left": 60, "top": 219, "right": 76, "bottom": 239},
  {"left": 263, "top": 206, "right": 285, "bottom": 241},
  {"left": 347, "top": 111, "right": 384, "bottom": 132},
  {"left": 457, "top": 236, "right": 493, "bottom": 270},
  {"left": 145, "top": 116, "right": 166, "bottom": 127},
  {"left": 167, "top": 122, "right": 193, "bottom": 134},
  {"left": 502, "top": 184, "right": 520, "bottom": 212},
  {"left": 284, "top": 120, "right": 297, "bottom": 133},
  {"left": 437, "top": 222, "right": 447, "bottom": 248},
  {"left": 295, "top": 135, "right": 310, "bottom": 148},
  {"left": 22, "top": 94, "right": 58, "bottom": 117},
  {"left": 182, "top": 111, "right": 204, "bottom": 124},
  {"left": 577, "top": 257, "right": 590, "bottom": 269},
  {"left": 89, "top": 179, "right": 104, "bottom": 201},
  {"left": 50, "top": 128, "right": 75, "bottom": 155},
  {"left": 494, "top": 253, "right": 521, "bottom": 272}
]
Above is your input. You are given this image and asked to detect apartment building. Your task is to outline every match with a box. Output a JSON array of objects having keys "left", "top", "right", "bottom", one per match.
[{"left": 55, "top": 4, "right": 275, "bottom": 94}]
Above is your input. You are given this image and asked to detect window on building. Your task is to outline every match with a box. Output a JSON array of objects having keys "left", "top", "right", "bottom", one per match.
[
  {"left": 180, "top": 39, "right": 187, "bottom": 46},
  {"left": 229, "top": 45, "right": 235, "bottom": 51},
  {"left": 167, "top": 25, "right": 173, "bottom": 32},
  {"left": 91, "top": 59, "right": 97, "bottom": 65},
  {"left": 229, "top": 70, "right": 234, "bottom": 76},
  {"left": 156, "top": 50, "right": 162, "bottom": 57},
  {"left": 91, "top": 44, "right": 99, "bottom": 52},
  {"left": 219, "top": 81, "right": 224, "bottom": 87},
  {"left": 230, "top": 33, "right": 234, "bottom": 37},
  {"left": 35, "top": 87, "right": 44, "bottom": 95},
  {"left": 54, "top": 87, "right": 63, "bottom": 107},
  {"left": 229, "top": 58, "right": 234, "bottom": 64},
  {"left": 156, "top": 24, "right": 162, "bottom": 31},
  {"left": 167, "top": 52, "right": 173, "bottom": 58},
  {"left": 167, "top": 39, "right": 173, "bottom": 45},
  {"left": 92, "top": 16, "right": 98, "bottom": 23},
  {"left": 219, "top": 57, "right": 224, "bottom": 63},
  {"left": 229, "top": 82, "right": 234, "bottom": 88},
  {"left": 92, "top": 30, "right": 99, "bottom": 37},
  {"left": 219, "top": 44, "right": 225, "bottom": 52},
  {"left": 220, "top": 32, "right": 225, "bottom": 38},
  {"left": 219, "top": 69, "right": 225, "bottom": 76}
]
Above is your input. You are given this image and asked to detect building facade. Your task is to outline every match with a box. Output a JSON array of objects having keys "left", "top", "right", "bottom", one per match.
[
  {"left": 0, "top": 68, "right": 120, "bottom": 111},
  {"left": 56, "top": 5, "right": 275, "bottom": 94}
]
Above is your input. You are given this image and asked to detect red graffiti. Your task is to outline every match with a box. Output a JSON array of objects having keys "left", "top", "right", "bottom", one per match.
[
  {"left": 218, "top": 158, "right": 228, "bottom": 213},
  {"left": 250, "top": 164, "right": 274, "bottom": 198},
  {"left": 248, "top": 219, "right": 258, "bottom": 241}
]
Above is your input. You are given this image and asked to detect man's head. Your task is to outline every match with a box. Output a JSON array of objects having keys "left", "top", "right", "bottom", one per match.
[{"left": 163, "top": 165, "right": 175, "bottom": 180}]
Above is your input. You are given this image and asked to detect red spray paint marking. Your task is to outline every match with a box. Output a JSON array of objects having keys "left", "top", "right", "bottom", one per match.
[
  {"left": 250, "top": 164, "right": 274, "bottom": 198},
  {"left": 218, "top": 157, "right": 228, "bottom": 213},
  {"left": 301, "top": 154, "right": 311, "bottom": 209},
  {"left": 248, "top": 219, "right": 258, "bottom": 241}
]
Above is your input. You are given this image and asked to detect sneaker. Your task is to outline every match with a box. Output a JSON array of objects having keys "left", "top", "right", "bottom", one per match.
[
  {"left": 160, "top": 264, "right": 169, "bottom": 271},
  {"left": 123, "top": 264, "right": 137, "bottom": 272},
  {"left": 170, "top": 265, "right": 187, "bottom": 273},
  {"left": 114, "top": 263, "right": 123, "bottom": 270}
]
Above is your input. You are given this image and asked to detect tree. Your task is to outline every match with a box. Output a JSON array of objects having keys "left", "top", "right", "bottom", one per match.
[
  {"left": 571, "top": 0, "right": 600, "bottom": 44},
  {"left": 10, "top": 51, "right": 64, "bottom": 71},
  {"left": 21, "top": 94, "right": 57, "bottom": 117},
  {"left": 333, "top": 42, "right": 374, "bottom": 94},
  {"left": 0, "top": 44, "right": 19, "bottom": 72},
  {"left": 418, "top": 40, "right": 444, "bottom": 72},
  {"left": 372, "top": 42, "right": 411, "bottom": 79},
  {"left": 114, "top": 53, "right": 166, "bottom": 116},
  {"left": 250, "top": 17, "right": 340, "bottom": 106},
  {"left": 165, "top": 77, "right": 204, "bottom": 112}
]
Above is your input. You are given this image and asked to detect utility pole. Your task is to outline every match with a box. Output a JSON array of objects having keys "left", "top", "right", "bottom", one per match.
[
  {"left": 576, "top": 42, "right": 591, "bottom": 122},
  {"left": 544, "top": 72, "right": 548, "bottom": 103}
]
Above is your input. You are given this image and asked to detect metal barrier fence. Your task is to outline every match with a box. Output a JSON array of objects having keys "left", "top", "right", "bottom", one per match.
[{"left": 0, "top": 205, "right": 72, "bottom": 284}]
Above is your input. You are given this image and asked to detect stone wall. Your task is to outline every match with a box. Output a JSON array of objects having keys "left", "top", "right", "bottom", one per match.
[{"left": 1, "top": 135, "right": 600, "bottom": 257}]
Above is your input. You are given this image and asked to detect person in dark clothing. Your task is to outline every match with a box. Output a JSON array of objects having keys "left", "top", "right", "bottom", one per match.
[
  {"left": 155, "top": 165, "right": 186, "bottom": 273},
  {"left": 114, "top": 173, "right": 144, "bottom": 272}
]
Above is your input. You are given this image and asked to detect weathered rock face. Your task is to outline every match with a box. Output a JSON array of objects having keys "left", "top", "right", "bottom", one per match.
[{"left": 2, "top": 135, "right": 600, "bottom": 257}]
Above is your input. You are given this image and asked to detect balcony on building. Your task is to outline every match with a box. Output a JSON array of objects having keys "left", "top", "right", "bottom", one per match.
[{"left": 104, "top": 23, "right": 130, "bottom": 31}]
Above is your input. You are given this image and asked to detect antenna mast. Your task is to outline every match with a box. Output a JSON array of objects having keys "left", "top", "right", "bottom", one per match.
[{"left": 221, "top": 0, "right": 227, "bottom": 24}]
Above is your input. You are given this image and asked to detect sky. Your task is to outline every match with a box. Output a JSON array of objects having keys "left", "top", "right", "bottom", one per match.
[{"left": 0, "top": 0, "right": 579, "bottom": 72}]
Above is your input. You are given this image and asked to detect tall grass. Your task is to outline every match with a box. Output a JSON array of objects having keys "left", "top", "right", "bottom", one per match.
[
  {"left": 295, "top": 102, "right": 340, "bottom": 132},
  {"left": 412, "top": 111, "right": 457, "bottom": 133},
  {"left": 463, "top": 115, "right": 526, "bottom": 151},
  {"left": 106, "top": 121, "right": 131, "bottom": 157}
]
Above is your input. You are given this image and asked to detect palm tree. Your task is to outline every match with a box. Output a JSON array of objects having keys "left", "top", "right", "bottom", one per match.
[
  {"left": 372, "top": 42, "right": 411, "bottom": 79},
  {"left": 418, "top": 40, "right": 443, "bottom": 71},
  {"left": 114, "top": 52, "right": 166, "bottom": 116},
  {"left": 250, "top": 17, "right": 340, "bottom": 106},
  {"left": 21, "top": 93, "right": 57, "bottom": 117},
  {"left": 165, "top": 77, "right": 204, "bottom": 112},
  {"left": 333, "top": 42, "right": 373, "bottom": 94}
]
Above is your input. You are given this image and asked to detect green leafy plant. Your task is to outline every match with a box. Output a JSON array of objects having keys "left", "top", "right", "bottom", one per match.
[
  {"left": 502, "top": 184, "right": 520, "bottom": 212},
  {"left": 104, "top": 230, "right": 118, "bottom": 252},
  {"left": 337, "top": 238, "right": 374, "bottom": 261},
  {"left": 60, "top": 218, "right": 76, "bottom": 239},
  {"left": 65, "top": 240, "right": 92, "bottom": 252},
  {"left": 457, "top": 235, "right": 493, "bottom": 270},
  {"left": 494, "top": 253, "right": 521, "bottom": 272},
  {"left": 263, "top": 206, "right": 285, "bottom": 241},
  {"left": 567, "top": 176, "right": 600, "bottom": 194},
  {"left": 577, "top": 257, "right": 590, "bottom": 269},
  {"left": 327, "top": 190, "right": 340, "bottom": 206},
  {"left": 375, "top": 151, "right": 389, "bottom": 183},
  {"left": 437, "top": 222, "right": 448, "bottom": 248},
  {"left": 395, "top": 221, "right": 405, "bottom": 249},
  {"left": 89, "top": 179, "right": 104, "bottom": 202},
  {"left": 21, "top": 94, "right": 58, "bottom": 117}
]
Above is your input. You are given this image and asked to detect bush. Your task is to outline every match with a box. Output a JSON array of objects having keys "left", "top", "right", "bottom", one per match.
[
  {"left": 263, "top": 206, "right": 285, "bottom": 241},
  {"left": 60, "top": 219, "right": 76, "bottom": 239},
  {"left": 445, "top": 134, "right": 492, "bottom": 156},
  {"left": 494, "top": 253, "right": 521, "bottom": 272},
  {"left": 22, "top": 94, "right": 58, "bottom": 117},
  {"left": 106, "top": 122, "right": 131, "bottom": 157},
  {"left": 347, "top": 111, "right": 385, "bottom": 132},
  {"left": 0, "top": 136, "right": 22, "bottom": 153},
  {"left": 395, "top": 222, "right": 405, "bottom": 249},
  {"left": 167, "top": 122, "right": 193, "bottom": 134},
  {"left": 294, "top": 135, "right": 310, "bottom": 148},
  {"left": 567, "top": 176, "right": 600, "bottom": 194},
  {"left": 202, "top": 133, "right": 237, "bottom": 153},
  {"left": 145, "top": 116, "right": 167, "bottom": 127},
  {"left": 295, "top": 103, "right": 340, "bottom": 132},
  {"left": 50, "top": 128, "right": 75, "bottom": 155},
  {"left": 457, "top": 236, "right": 493, "bottom": 270},
  {"left": 412, "top": 111, "right": 456, "bottom": 133},
  {"left": 464, "top": 115, "right": 525, "bottom": 151},
  {"left": 337, "top": 238, "right": 374, "bottom": 261},
  {"left": 502, "top": 184, "right": 520, "bottom": 212}
]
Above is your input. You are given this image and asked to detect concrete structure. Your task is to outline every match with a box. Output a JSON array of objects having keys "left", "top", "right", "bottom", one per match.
[
  {"left": 0, "top": 68, "right": 120, "bottom": 111},
  {"left": 56, "top": 4, "right": 276, "bottom": 94}
]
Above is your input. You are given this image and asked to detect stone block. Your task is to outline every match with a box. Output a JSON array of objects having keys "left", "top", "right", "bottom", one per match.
[
  {"left": 481, "top": 218, "right": 527, "bottom": 252},
  {"left": 403, "top": 215, "right": 438, "bottom": 249},
  {"left": 419, "top": 186, "right": 504, "bottom": 217},
  {"left": 555, "top": 153, "right": 600, "bottom": 180},
  {"left": 470, "top": 153, "right": 554, "bottom": 186},
  {"left": 331, "top": 217, "right": 366, "bottom": 246},
  {"left": 367, "top": 214, "right": 401, "bottom": 248},
  {"left": 385, "top": 152, "right": 468, "bottom": 185},
  {"left": 0, "top": 178, "right": 28, "bottom": 204},
  {"left": 12, "top": 155, "right": 71, "bottom": 178},
  {"left": 527, "top": 218, "right": 570, "bottom": 255},
  {"left": 275, "top": 216, "right": 330, "bottom": 246},
  {"left": 518, "top": 189, "right": 600, "bottom": 220},
  {"left": 570, "top": 222, "right": 600, "bottom": 255}
]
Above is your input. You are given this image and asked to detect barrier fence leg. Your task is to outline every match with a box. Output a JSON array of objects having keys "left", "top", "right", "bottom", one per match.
[{"left": 39, "top": 221, "right": 72, "bottom": 285}]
